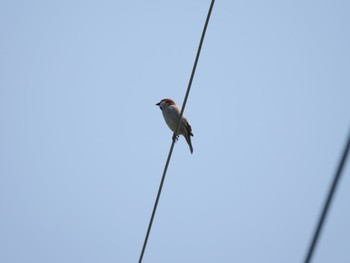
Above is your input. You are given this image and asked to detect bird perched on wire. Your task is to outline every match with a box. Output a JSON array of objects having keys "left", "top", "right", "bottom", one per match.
[{"left": 156, "top": 98, "right": 194, "bottom": 154}]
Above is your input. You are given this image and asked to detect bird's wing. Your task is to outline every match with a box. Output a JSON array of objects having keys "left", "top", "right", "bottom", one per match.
[
  {"left": 170, "top": 106, "right": 193, "bottom": 137},
  {"left": 185, "top": 120, "right": 193, "bottom": 136},
  {"left": 169, "top": 105, "right": 181, "bottom": 122}
]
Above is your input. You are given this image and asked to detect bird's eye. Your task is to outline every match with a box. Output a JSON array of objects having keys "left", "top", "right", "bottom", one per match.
[{"left": 160, "top": 107, "right": 163, "bottom": 110}]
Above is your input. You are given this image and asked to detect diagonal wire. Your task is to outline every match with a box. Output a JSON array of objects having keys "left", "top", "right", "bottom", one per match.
[
  {"left": 304, "top": 128, "right": 350, "bottom": 263},
  {"left": 138, "top": 1, "right": 215, "bottom": 262}
]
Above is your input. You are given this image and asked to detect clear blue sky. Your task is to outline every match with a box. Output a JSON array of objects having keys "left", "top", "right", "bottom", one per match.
[{"left": 1, "top": 1, "right": 349, "bottom": 262}]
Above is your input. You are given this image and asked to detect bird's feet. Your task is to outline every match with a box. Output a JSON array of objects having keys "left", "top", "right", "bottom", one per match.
[{"left": 172, "top": 133, "right": 179, "bottom": 142}]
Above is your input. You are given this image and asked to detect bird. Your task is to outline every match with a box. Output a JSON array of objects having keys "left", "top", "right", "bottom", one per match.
[{"left": 156, "top": 98, "right": 194, "bottom": 154}]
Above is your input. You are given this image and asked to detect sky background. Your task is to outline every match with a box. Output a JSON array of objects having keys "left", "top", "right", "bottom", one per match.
[{"left": 1, "top": 1, "right": 350, "bottom": 262}]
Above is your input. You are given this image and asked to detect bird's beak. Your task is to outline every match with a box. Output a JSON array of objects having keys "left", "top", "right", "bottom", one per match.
[{"left": 156, "top": 102, "right": 160, "bottom": 106}]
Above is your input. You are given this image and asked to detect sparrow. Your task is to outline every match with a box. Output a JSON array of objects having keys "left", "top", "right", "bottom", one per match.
[{"left": 156, "top": 98, "right": 194, "bottom": 154}]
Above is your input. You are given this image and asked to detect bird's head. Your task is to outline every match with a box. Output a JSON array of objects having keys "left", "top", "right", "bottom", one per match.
[{"left": 156, "top": 98, "right": 176, "bottom": 110}]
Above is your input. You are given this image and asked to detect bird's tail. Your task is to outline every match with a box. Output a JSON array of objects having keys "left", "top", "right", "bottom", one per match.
[{"left": 185, "top": 133, "right": 193, "bottom": 154}]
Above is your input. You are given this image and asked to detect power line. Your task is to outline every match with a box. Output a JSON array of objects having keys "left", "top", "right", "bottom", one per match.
[
  {"left": 138, "top": 1, "right": 215, "bottom": 262},
  {"left": 304, "top": 129, "right": 350, "bottom": 263}
]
